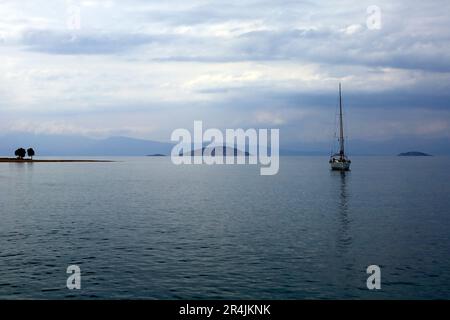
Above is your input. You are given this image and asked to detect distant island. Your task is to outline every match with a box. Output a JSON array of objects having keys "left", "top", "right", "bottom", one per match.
[
  {"left": 146, "top": 154, "right": 166, "bottom": 157},
  {"left": 398, "top": 151, "right": 432, "bottom": 156},
  {"left": 181, "top": 146, "right": 250, "bottom": 156},
  {"left": 0, "top": 158, "right": 113, "bottom": 163},
  {"left": 0, "top": 147, "right": 113, "bottom": 163}
]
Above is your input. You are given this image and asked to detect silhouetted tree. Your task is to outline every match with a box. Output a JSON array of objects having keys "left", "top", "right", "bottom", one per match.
[
  {"left": 27, "top": 148, "right": 35, "bottom": 160},
  {"left": 15, "top": 148, "right": 26, "bottom": 159}
]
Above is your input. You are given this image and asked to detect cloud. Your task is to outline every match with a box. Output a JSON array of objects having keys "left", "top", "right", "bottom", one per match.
[
  {"left": 0, "top": 0, "right": 449, "bottom": 149},
  {"left": 19, "top": 29, "right": 160, "bottom": 55}
]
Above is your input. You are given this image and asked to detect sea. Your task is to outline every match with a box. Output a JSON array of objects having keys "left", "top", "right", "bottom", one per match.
[{"left": 0, "top": 156, "right": 449, "bottom": 299}]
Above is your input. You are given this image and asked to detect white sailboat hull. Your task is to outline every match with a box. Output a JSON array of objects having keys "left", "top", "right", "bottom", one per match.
[{"left": 330, "top": 161, "right": 350, "bottom": 171}]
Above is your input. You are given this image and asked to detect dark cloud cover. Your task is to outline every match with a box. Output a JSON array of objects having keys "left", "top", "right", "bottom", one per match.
[{"left": 0, "top": 0, "right": 449, "bottom": 150}]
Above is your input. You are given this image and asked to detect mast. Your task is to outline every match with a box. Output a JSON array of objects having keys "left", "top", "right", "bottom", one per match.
[{"left": 339, "top": 83, "right": 345, "bottom": 157}]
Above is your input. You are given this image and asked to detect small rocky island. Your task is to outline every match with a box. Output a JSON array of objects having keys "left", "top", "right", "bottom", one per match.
[{"left": 398, "top": 151, "right": 432, "bottom": 156}]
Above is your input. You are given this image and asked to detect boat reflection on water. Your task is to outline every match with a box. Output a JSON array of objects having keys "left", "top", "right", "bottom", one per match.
[
  {"left": 330, "top": 170, "right": 359, "bottom": 297},
  {"left": 334, "top": 171, "right": 352, "bottom": 254}
]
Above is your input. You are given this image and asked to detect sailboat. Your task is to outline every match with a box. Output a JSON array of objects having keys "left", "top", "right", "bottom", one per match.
[{"left": 329, "top": 83, "right": 351, "bottom": 171}]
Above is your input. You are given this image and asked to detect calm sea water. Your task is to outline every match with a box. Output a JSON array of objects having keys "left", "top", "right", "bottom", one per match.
[{"left": 0, "top": 156, "right": 449, "bottom": 299}]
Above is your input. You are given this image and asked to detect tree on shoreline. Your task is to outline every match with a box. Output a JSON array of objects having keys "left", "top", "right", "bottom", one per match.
[
  {"left": 27, "top": 148, "right": 35, "bottom": 160},
  {"left": 14, "top": 148, "right": 26, "bottom": 159}
]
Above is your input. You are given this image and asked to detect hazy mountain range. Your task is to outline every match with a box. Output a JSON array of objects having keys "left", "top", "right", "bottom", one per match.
[
  {"left": 0, "top": 133, "right": 172, "bottom": 157},
  {"left": 0, "top": 133, "right": 448, "bottom": 157}
]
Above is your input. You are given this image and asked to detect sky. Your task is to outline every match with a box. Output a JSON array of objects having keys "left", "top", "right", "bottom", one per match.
[{"left": 0, "top": 0, "right": 449, "bottom": 149}]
